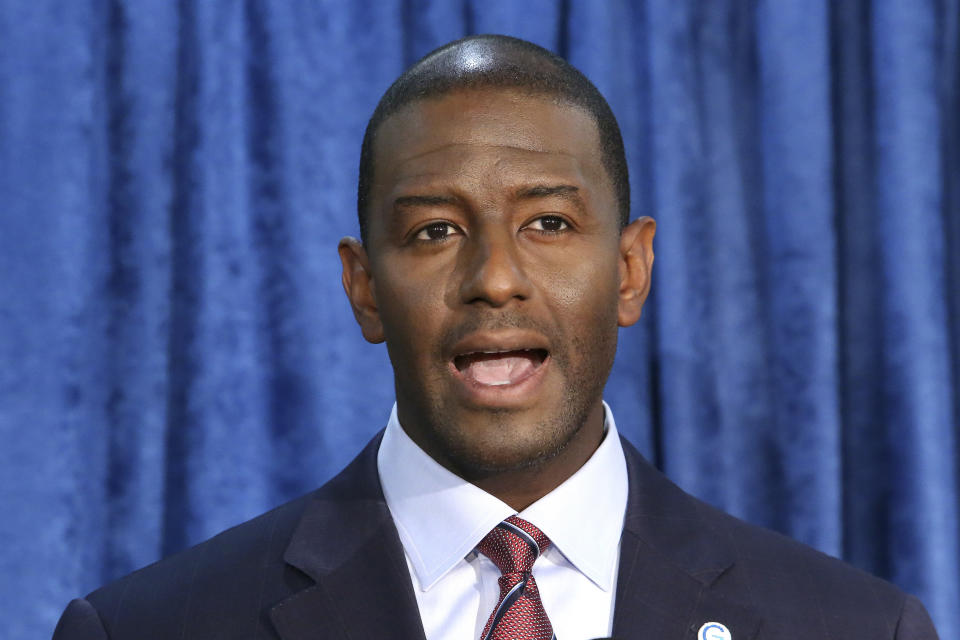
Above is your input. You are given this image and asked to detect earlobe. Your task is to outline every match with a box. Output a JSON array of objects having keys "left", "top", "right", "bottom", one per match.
[
  {"left": 338, "top": 237, "right": 385, "bottom": 343},
  {"left": 617, "top": 216, "right": 656, "bottom": 327}
]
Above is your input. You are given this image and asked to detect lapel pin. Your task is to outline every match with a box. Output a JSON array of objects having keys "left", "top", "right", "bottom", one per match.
[{"left": 698, "top": 622, "right": 731, "bottom": 640}]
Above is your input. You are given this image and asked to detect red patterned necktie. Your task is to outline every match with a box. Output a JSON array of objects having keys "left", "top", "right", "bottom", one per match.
[{"left": 476, "top": 515, "right": 556, "bottom": 640}]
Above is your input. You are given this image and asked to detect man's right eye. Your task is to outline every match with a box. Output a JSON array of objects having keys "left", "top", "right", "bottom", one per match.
[{"left": 414, "top": 222, "right": 460, "bottom": 241}]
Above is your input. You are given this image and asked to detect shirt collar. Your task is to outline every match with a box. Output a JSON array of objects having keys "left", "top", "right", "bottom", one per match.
[{"left": 377, "top": 402, "right": 628, "bottom": 592}]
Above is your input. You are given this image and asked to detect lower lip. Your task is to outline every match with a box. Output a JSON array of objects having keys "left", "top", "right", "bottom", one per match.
[{"left": 448, "top": 354, "right": 551, "bottom": 408}]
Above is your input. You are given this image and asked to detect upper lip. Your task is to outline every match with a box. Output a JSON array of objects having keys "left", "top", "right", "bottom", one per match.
[{"left": 447, "top": 330, "right": 550, "bottom": 360}]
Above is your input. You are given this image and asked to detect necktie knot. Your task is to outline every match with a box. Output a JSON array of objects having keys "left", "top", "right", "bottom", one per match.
[
  {"left": 475, "top": 516, "right": 555, "bottom": 640},
  {"left": 476, "top": 515, "right": 551, "bottom": 575}
]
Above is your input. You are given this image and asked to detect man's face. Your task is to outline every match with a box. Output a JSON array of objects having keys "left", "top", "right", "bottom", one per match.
[{"left": 341, "top": 88, "right": 653, "bottom": 479}]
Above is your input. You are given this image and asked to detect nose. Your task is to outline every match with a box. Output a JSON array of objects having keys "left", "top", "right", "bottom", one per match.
[{"left": 458, "top": 227, "right": 533, "bottom": 307}]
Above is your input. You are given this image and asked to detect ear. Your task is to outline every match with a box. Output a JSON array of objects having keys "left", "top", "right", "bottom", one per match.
[
  {"left": 338, "top": 237, "right": 385, "bottom": 343},
  {"left": 617, "top": 216, "right": 656, "bottom": 327}
]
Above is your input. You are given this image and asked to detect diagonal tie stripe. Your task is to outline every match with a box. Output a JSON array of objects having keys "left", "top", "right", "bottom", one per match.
[
  {"left": 484, "top": 575, "right": 528, "bottom": 635},
  {"left": 497, "top": 520, "right": 541, "bottom": 557},
  {"left": 476, "top": 516, "right": 555, "bottom": 640}
]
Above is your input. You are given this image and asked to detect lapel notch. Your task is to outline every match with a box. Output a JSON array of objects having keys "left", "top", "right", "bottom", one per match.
[
  {"left": 270, "top": 434, "right": 427, "bottom": 640},
  {"left": 613, "top": 439, "right": 762, "bottom": 639}
]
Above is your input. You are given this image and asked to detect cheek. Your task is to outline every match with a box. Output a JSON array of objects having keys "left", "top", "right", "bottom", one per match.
[
  {"left": 544, "top": 258, "right": 621, "bottom": 378},
  {"left": 373, "top": 270, "right": 451, "bottom": 364},
  {"left": 539, "top": 250, "right": 621, "bottom": 323}
]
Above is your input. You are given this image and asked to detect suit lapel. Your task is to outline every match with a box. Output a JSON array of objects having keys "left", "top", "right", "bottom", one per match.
[
  {"left": 613, "top": 440, "right": 762, "bottom": 639},
  {"left": 269, "top": 434, "right": 427, "bottom": 640}
]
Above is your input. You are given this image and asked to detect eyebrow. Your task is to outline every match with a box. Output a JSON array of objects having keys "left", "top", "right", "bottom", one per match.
[
  {"left": 514, "top": 184, "right": 586, "bottom": 214},
  {"left": 392, "top": 194, "right": 460, "bottom": 210},
  {"left": 514, "top": 184, "right": 581, "bottom": 200}
]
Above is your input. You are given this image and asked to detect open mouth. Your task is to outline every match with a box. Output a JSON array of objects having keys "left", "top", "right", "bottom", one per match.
[{"left": 453, "top": 349, "right": 549, "bottom": 387}]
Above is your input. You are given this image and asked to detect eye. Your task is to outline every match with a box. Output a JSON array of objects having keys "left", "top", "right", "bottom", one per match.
[
  {"left": 414, "top": 221, "right": 462, "bottom": 242},
  {"left": 524, "top": 215, "right": 570, "bottom": 233}
]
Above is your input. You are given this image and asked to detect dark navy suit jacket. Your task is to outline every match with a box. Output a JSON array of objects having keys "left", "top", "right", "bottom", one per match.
[{"left": 53, "top": 434, "right": 938, "bottom": 639}]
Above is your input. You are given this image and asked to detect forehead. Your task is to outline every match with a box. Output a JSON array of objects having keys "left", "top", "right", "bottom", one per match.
[{"left": 369, "top": 88, "right": 611, "bottom": 216}]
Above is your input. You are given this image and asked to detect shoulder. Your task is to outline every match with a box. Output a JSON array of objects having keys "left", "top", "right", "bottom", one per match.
[
  {"left": 618, "top": 438, "right": 938, "bottom": 638},
  {"left": 61, "top": 434, "right": 385, "bottom": 639},
  {"left": 79, "top": 490, "right": 317, "bottom": 639},
  {"left": 700, "top": 500, "right": 937, "bottom": 638},
  {"left": 709, "top": 497, "right": 903, "bottom": 607}
]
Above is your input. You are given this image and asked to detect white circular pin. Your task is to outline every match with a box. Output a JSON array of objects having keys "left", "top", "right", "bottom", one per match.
[{"left": 698, "top": 621, "right": 732, "bottom": 640}]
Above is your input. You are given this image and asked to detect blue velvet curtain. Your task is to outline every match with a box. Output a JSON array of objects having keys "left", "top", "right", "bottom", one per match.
[{"left": 1, "top": 1, "right": 957, "bottom": 638}]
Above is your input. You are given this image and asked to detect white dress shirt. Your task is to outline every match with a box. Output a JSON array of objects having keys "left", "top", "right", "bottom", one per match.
[{"left": 377, "top": 402, "right": 628, "bottom": 640}]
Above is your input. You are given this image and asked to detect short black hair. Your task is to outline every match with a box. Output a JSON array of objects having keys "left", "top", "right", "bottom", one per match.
[{"left": 356, "top": 34, "right": 629, "bottom": 243}]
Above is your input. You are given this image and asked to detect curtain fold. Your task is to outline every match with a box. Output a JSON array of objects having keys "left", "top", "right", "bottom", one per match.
[{"left": 0, "top": 1, "right": 957, "bottom": 638}]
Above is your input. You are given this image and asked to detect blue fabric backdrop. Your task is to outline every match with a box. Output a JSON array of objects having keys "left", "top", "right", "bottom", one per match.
[{"left": 1, "top": 1, "right": 957, "bottom": 638}]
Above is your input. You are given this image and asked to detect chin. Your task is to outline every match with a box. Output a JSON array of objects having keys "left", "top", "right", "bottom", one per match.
[{"left": 436, "top": 409, "right": 583, "bottom": 478}]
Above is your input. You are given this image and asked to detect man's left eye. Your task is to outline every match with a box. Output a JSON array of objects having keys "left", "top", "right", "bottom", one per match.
[{"left": 525, "top": 216, "right": 569, "bottom": 232}]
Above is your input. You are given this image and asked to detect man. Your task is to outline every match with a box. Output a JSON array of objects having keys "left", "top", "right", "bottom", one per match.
[{"left": 54, "top": 35, "right": 938, "bottom": 640}]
